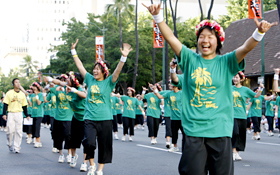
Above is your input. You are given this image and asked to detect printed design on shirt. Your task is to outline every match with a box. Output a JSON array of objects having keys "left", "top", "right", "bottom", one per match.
[
  {"left": 127, "top": 99, "right": 134, "bottom": 111},
  {"left": 32, "top": 97, "right": 38, "bottom": 109},
  {"left": 89, "top": 85, "right": 103, "bottom": 104},
  {"left": 190, "top": 67, "right": 218, "bottom": 109},
  {"left": 11, "top": 95, "right": 23, "bottom": 106},
  {"left": 149, "top": 97, "right": 157, "bottom": 110},
  {"left": 44, "top": 104, "right": 48, "bottom": 111},
  {"left": 170, "top": 96, "right": 179, "bottom": 111},
  {"left": 270, "top": 103, "right": 274, "bottom": 111},
  {"left": 51, "top": 96, "right": 56, "bottom": 108},
  {"left": 58, "top": 93, "right": 69, "bottom": 109},
  {"left": 232, "top": 91, "right": 242, "bottom": 108},
  {"left": 255, "top": 99, "right": 261, "bottom": 109},
  {"left": 48, "top": 104, "right": 52, "bottom": 110},
  {"left": 115, "top": 103, "right": 120, "bottom": 110},
  {"left": 66, "top": 95, "right": 72, "bottom": 102}
]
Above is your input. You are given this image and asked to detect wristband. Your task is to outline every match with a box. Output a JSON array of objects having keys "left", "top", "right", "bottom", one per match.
[
  {"left": 27, "top": 97, "right": 30, "bottom": 101},
  {"left": 120, "top": 55, "right": 127, "bottom": 62},
  {"left": 170, "top": 67, "right": 176, "bottom": 73},
  {"left": 252, "top": 28, "right": 265, "bottom": 42},
  {"left": 142, "top": 90, "right": 146, "bottom": 95},
  {"left": 70, "top": 87, "right": 78, "bottom": 94},
  {"left": 275, "top": 113, "right": 278, "bottom": 117},
  {"left": 153, "top": 13, "right": 164, "bottom": 24},
  {"left": 274, "top": 74, "right": 279, "bottom": 80},
  {"left": 43, "top": 93, "right": 47, "bottom": 97},
  {"left": 111, "top": 93, "right": 115, "bottom": 96},
  {"left": 271, "top": 95, "right": 275, "bottom": 99},
  {"left": 246, "top": 110, "right": 248, "bottom": 115},
  {"left": 73, "top": 55, "right": 78, "bottom": 58},
  {"left": 47, "top": 77, "right": 53, "bottom": 82},
  {"left": 71, "top": 49, "right": 77, "bottom": 55},
  {"left": 154, "top": 89, "right": 159, "bottom": 94},
  {"left": 258, "top": 87, "right": 264, "bottom": 92},
  {"left": 142, "top": 111, "right": 145, "bottom": 116},
  {"left": 35, "top": 95, "right": 39, "bottom": 100}
]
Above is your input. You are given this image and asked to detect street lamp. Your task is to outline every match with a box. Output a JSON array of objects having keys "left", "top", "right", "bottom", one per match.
[{"left": 84, "top": 22, "right": 107, "bottom": 60}]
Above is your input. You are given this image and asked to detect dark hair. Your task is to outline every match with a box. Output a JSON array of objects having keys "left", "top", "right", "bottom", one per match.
[
  {"left": 70, "top": 72, "right": 84, "bottom": 88},
  {"left": 196, "top": 26, "right": 222, "bottom": 54},
  {"left": 94, "top": 60, "right": 111, "bottom": 79},
  {"left": 12, "top": 78, "right": 19, "bottom": 86},
  {"left": 253, "top": 87, "right": 259, "bottom": 92},
  {"left": 1, "top": 97, "right": 3, "bottom": 100},
  {"left": 32, "top": 82, "right": 41, "bottom": 91}
]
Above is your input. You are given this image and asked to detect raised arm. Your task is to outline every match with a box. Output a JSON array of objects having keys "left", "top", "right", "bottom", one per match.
[
  {"left": 235, "top": 18, "right": 278, "bottom": 63},
  {"left": 142, "top": 3, "right": 182, "bottom": 58},
  {"left": 71, "top": 39, "right": 87, "bottom": 78},
  {"left": 150, "top": 83, "right": 164, "bottom": 99},
  {"left": 141, "top": 86, "right": 148, "bottom": 99},
  {"left": 170, "top": 58, "right": 179, "bottom": 84},
  {"left": 112, "top": 43, "right": 133, "bottom": 83},
  {"left": 273, "top": 68, "right": 280, "bottom": 92},
  {"left": 246, "top": 102, "right": 252, "bottom": 116},
  {"left": 19, "top": 85, "right": 27, "bottom": 95},
  {"left": 275, "top": 105, "right": 279, "bottom": 120},
  {"left": 254, "top": 82, "right": 264, "bottom": 98},
  {"left": 44, "top": 76, "right": 67, "bottom": 87},
  {"left": 66, "top": 86, "right": 86, "bottom": 98}
]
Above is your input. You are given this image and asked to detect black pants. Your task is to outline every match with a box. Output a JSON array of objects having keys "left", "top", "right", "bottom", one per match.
[
  {"left": 266, "top": 116, "right": 274, "bottom": 131},
  {"left": 42, "top": 115, "right": 50, "bottom": 125},
  {"left": 49, "top": 117, "right": 54, "bottom": 139},
  {"left": 83, "top": 120, "right": 112, "bottom": 164},
  {"left": 23, "top": 125, "right": 32, "bottom": 134},
  {"left": 117, "top": 114, "right": 122, "bottom": 124},
  {"left": 53, "top": 119, "right": 71, "bottom": 150},
  {"left": 165, "top": 117, "right": 172, "bottom": 138},
  {"left": 123, "top": 117, "right": 135, "bottom": 136},
  {"left": 147, "top": 116, "right": 160, "bottom": 137},
  {"left": 179, "top": 135, "right": 233, "bottom": 175},
  {"left": 135, "top": 114, "right": 144, "bottom": 125},
  {"left": 246, "top": 117, "right": 251, "bottom": 128},
  {"left": 112, "top": 115, "right": 118, "bottom": 132},
  {"left": 232, "top": 119, "right": 247, "bottom": 151},
  {"left": 32, "top": 117, "right": 43, "bottom": 138},
  {"left": 70, "top": 117, "right": 84, "bottom": 149},
  {"left": 171, "top": 120, "right": 184, "bottom": 145},
  {"left": 0, "top": 115, "right": 6, "bottom": 127},
  {"left": 251, "top": 116, "right": 261, "bottom": 133}
]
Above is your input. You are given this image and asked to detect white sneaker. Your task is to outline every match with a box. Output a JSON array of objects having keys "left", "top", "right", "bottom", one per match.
[
  {"left": 96, "top": 170, "right": 103, "bottom": 175},
  {"left": 129, "top": 136, "right": 133, "bottom": 142},
  {"left": 269, "top": 132, "right": 274, "bottom": 136},
  {"left": 141, "top": 126, "right": 145, "bottom": 130},
  {"left": 87, "top": 164, "right": 96, "bottom": 175},
  {"left": 80, "top": 162, "right": 88, "bottom": 172},
  {"left": 169, "top": 146, "right": 179, "bottom": 152},
  {"left": 3, "top": 128, "right": 7, "bottom": 132},
  {"left": 52, "top": 147, "right": 58, "bottom": 153},
  {"left": 166, "top": 142, "right": 171, "bottom": 149},
  {"left": 154, "top": 138, "right": 157, "bottom": 144},
  {"left": 70, "top": 154, "right": 78, "bottom": 168},
  {"left": 151, "top": 139, "right": 155, "bottom": 145},
  {"left": 247, "top": 130, "right": 251, "bottom": 134},
  {"left": 114, "top": 134, "right": 119, "bottom": 140},
  {"left": 14, "top": 148, "right": 20, "bottom": 154},
  {"left": 27, "top": 138, "right": 32, "bottom": 144},
  {"left": 234, "top": 152, "right": 242, "bottom": 161},
  {"left": 34, "top": 142, "right": 42, "bottom": 148},
  {"left": 66, "top": 154, "right": 71, "bottom": 163},
  {"left": 0, "top": 128, "right": 3, "bottom": 131},
  {"left": 58, "top": 154, "right": 65, "bottom": 163},
  {"left": 256, "top": 134, "right": 261, "bottom": 140},
  {"left": 122, "top": 136, "right": 126, "bottom": 142},
  {"left": 252, "top": 136, "right": 257, "bottom": 140}
]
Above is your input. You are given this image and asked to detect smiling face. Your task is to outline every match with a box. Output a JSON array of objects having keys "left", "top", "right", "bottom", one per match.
[
  {"left": 232, "top": 74, "right": 241, "bottom": 85},
  {"left": 93, "top": 64, "right": 105, "bottom": 81},
  {"left": 127, "top": 89, "right": 132, "bottom": 97},
  {"left": 198, "top": 28, "right": 218, "bottom": 59}
]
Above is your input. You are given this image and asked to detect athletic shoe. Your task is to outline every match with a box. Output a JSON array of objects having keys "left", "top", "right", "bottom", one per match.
[
  {"left": 4, "top": 128, "right": 7, "bottom": 132},
  {"left": 58, "top": 154, "right": 65, "bottom": 163},
  {"left": 34, "top": 142, "right": 42, "bottom": 148},
  {"left": 268, "top": 132, "right": 274, "bottom": 136},
  {"left": 80, "top": 162, "right": 88, "bottom": 172},
  {"left": 256, "top": 134, "right": 261, "bottom": 140},
  {"left": 27, "top": 138, "right": 32, "bottom": 144},
  {"left": 70, "top": 154, "right": 78, "bottom": 168},
  {"left": 232, "top": 153, "right": 236, "bottom": 161},
  {"left": 96, "top": 170, "right": 103, "bottom": 175},
  {"left": 52, "top": 147, "right": 58, "bottom": 153},
  {"left": 114, "top": 134, "right": 119, "bottom": 140},
  {"left": 14, "top": 148, "right": 20, "bottom": 154},
  {"left": 87, "top": 164, "right": 96, "bottom": 175},
  {"left": 154, "top": 138, "right": 157, "bottom": 144},
  {"left": 247, "top": 130, "right": 251, "bottom": 134},
  {"left": 122, "top": 136, "right": 126, "bottom": 142},
  {"left": 129, "top": 136, "right": 133, "bottom": 142},
  {"left": 0, "top": 127, "right": 3, "bottom": 131},
  {"left": 141, "top": 126, "right": 145, "bottom": 130},
  {"left": 151, "top": 139, "right": 156, "bottom": 145},
  {"left": 33, "top": 138, "right": 36, "bottom": 144},
  {"left": 66, "top": 154, "right": 71, "bottom": 163},
  {"left": 234, "top": 152, "right": 242, "bottom": 161},
  {"left": 278, "top": 134, "right": 280, "bottom": 138},
  {"left": 166, "top": 142, "right": 171, "bottom": 149},
  {"left": 252, "top": 136, "right": 257, "bottom": 140},
  {"left": 169, "top": 146, "right": 179, "bottom": 152},
  {"left": 8, "top": 146, "right": 13, "bottom": 152},
  {"left": 271, "top": 132, "right": 274, "bottom": 136}
]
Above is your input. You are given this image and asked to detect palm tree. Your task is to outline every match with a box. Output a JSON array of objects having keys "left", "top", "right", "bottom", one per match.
[
  {"left": 106, "top": 0, "right": 134, "bottom": 48},
  {"left": 20, "top": 55, "right": 39, "bottom": 74},
  {"left": 132, "top": 0, "right": 139, "bottom": 89},
  {"left": 190, "top": 67, "right": 212, "bottom": 107},
  {"left": 232, "top": 91, "right": 242, "bottom": 107}
]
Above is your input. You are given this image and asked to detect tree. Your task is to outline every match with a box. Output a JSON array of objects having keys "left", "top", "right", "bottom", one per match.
[
  {"left": 105, "top": 0, "right": 134, "bottom": 48},
  {"left": 20, "top": 55, "right": 39, "bottom": 75}
]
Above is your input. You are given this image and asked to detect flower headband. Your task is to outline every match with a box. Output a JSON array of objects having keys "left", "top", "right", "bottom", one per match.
[
  {"left": 69, "top": 71, "right": 80, "bottom": 87},
  {"left": 155, "top": 83, "right": 162, "bottom": 91},
  {"left": 127, "top": 87, "right": 135, "bottom": 93},
  {"left": 96, "top": 59, "right": 109, "bottom": 78},
  {"left": 238, "top": 71, "right": 246, "bottom": 81},
  {"left": 32, "top": 82, "right": 41, "bottom": 89},
  {"left": 60, "top": 74, "right": 68, "bottom": 79},
  {"left": 195, "top": 19, "right": 225, "bottom": 44}
]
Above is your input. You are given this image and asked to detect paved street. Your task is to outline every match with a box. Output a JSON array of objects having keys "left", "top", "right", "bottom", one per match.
[{"left": 0, "top": 125, "right": 280, "bottom": 175}]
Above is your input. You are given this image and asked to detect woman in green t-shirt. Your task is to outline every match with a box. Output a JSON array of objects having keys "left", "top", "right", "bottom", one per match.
[
  {"left": 135, "top": 94, "right": 145, "bottom": 130},
  {"left": 144, "top": 2, "right": 277, "bottom": 174},
  {"left": 71, "top": 39, "right": 132, "bottom": 175},
  {"left": 265, "top": 96, "right": 276, "bottom": 136}
]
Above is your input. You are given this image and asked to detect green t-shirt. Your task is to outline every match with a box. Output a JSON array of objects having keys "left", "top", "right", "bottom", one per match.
[
  {"left": 250, "top": 95, "right": 265, "bottom": 117},
  {"left": 162, "top": 90, "right": 182, "bottom": 120},
  {"left": 44, "top": 102, "right": 50, "bottom": 116},
  {"left": 111, "top": 96, "right": 119, "bottom": 116},
  {"left": 144, "top": 93, "right": 161, "bottom": 119},
  {"left": 84, "top": 73, "right": 117, "bottom": 121},
  {"left": 177, "top": 45, "right": 244, "bottom": 138},
  {"left": 121, "top": 96, "right": 139, "bottom": 119},
  {"left": 67, "top": 86, "right": 86, "bottom": 121},
  {"left": 160, "top": 90, "right": 171, "bottom": 117},
  {"left": 136, "top": 100, "right": 144, "bottom": 115},
  {"left": 115, "top": 101, "right": 122, "bottom": 115},
  {"left": 276, "top": 96, "right": 280, "bottom": 118},
  {"left": 47, "top": 92, "right": 56, "bottom": 118},
  {"left": 31, "top": 93, "right": 44, "bottom": 117},
  {"left": 27, "top": 99, "right": 32, "bottom": 115},
  {"left": 232, "top": 86, "right": 256, "bottom": 119},
  {"left": 50, "top": 87, "right": 74, "bottom": 121},
  {"left": 265, "top": 100, "right": 275, "bottom": 117},
  {"left": 0, "top": 101, "right": 3, "bottom": 115},
  {"left": 246, "top": 102, "right": 251, "bottom": 118},
  {"left": 172, "top": 74, "right": 184, "bottom": 89}
]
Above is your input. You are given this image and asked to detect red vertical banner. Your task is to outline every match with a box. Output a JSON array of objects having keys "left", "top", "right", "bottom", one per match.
[
  {"left": 153, "top": 20, "right": 164, "bottom": 48},
  {"left": 38, "top": 72, "right": 42, "bottom": 84},
  {"left": 248, "top": 0, "right": 262, "bottom": 19},
  {"left": 95, "top": 36, "right": 104, "bottom": 60}
]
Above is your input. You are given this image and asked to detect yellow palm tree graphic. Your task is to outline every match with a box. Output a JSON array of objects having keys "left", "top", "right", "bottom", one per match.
[
  {"left": 255, "top": 99, "right": 261, "bottom": 109},
  {"left": 270, "top": 103, "right": 274, "bottom": 111},
  {"left": 232, "top": 91, "right": 242, "bottom": 108},
  {"left": 190, "top": 67, "right": 212, "bottom": 107}
]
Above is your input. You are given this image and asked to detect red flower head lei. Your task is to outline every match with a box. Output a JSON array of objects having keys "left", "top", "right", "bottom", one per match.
[
  {"left": 127, "top": 87, "right": 135, "bottom": 93},
  {"left": 195, "top": 19, "right": 225, "bottom": 45},
  {"left": 96, "top": 59, "right": 109, "bottom": 78},
  {"left": 32, "top": 82, "right": 41, "bottom": 89},
  {"left": 29, "top": 86, "right": 33, "bottom": 89},
  {"left": 69, "top": 71, "right": 80, "bottom": 87},
  {"left": 238, "top": 71, "right": 246, "bottom": 81},
  {"left": 155, "top": 83, "right": 162, "bottom": 91},
  {"left": 60, "top": 74, "right": 68, "bottom": 80}
]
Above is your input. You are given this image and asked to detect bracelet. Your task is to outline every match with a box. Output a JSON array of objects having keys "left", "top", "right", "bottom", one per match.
[
  {"left": 35, "top": 95, "right": 39, "bottom": 100},
  {"left": 274, "top": 74, "right": 279, "bottom": 80},
  {"left": 120, "top": 55, "right": 127, "bottom": 62},
  {"left": 73, "top": 55, "right": 78, "bottom": 58},
  {"left": 142, "top": 90, "right": 146, "bottom": 95},
  {"left": 170, "top": 67, "right": 176, "bottom": 73},
  {"left": 154, "top": 89, "right": 159, "bottom": 94},
  {"left": 71, "top": 49, "right": 77, "bottom": 55},
  {"left": 258, "top": 87, "right": 264, "bottom": 92},
  {"left": 153, "top": 13, "right": 164, "bottom": 24},
  {"left": 252, "top": 28, "right": 265, "bottom": 42}
]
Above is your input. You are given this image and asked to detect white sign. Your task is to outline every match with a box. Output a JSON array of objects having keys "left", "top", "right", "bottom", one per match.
[
  {"left": 258, "top": 76, "right": 264, "bottom": 84},
  {"left": 95, "top": 36, "right": 103, "bottom": 45}
]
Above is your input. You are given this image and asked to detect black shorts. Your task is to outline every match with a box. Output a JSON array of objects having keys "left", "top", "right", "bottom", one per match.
[
  {"left": 69, "top": 116, "right": 84, "bottom": 149},
  {"left": 32, "top": 117, "right": 43, "bottom": 138},
  {"left": 53, "top": 119, "right": 72, "bottom": 150}
]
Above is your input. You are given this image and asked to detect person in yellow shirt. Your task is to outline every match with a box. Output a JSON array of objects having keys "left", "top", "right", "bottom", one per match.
[{"left": 2, "top": 78, "right": 29, "bottom": 153}]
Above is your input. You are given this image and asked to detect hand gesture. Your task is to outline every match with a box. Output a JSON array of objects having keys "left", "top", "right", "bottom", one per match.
[
  {"left": 2, "top": 115, "right": 6, "bottom": 121},
  {"left": 148, "top": 83, "right": 156, "bottom": 91},
  {"left": 120, "top": 43, "right": 133, "bottom": 57},
  {"left": 66, "top": 86, "right": 71, "bottom": 94},
  {"left": 259, "top": 81, "right": 264, "bottom": 89},
  {"left": 142, "top": 86, "right": 148, "bottom": 91},
  {"left": 142, "top": 3, "right": 161, "bottom": 15},
  {"left": 43, "top": 76, "right": 48, "bottom": 83},
  {"left": 274, "top": 68, "right": 280, "bottom": 75},
  {"left": 27, "top": 116, "right": 30, "bottom": 121},
  {"left": 170, "top": 58, "right": 177, "bottom": 69},
  {"left": 71, "top": 39, "right": 79, "bottom": 50},
  {"left": 254, "top": 18, "right": 278, "bottom": 33},
  {"left": 34, "top": 91, "right": 38, "bottom": 95},
  {"left": 42, "top": 89, "right": 46, "bottom": 93}
]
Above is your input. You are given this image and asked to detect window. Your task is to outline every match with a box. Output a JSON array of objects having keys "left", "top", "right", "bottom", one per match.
[
  {"left": 63, "top": 1, "right": 65, "bottom": 4},
  {"left": 54, "top": 37, "right": 56, "bottom": 41},
  {"left": 55, "top": 1, "right": 56, "bottom": 4}
]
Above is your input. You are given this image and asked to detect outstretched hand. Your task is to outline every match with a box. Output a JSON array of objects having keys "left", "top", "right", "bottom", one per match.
[
  {"left": 71, "top": 39, "right": 79, "bottom": 50},
  {"left": 142, "top": 86, "right": 148, "bottom": 91},
  {"left": 254, "top": 18, "right": 278, "bottom": 33},
  {"left": 142, "top": 3, "right": 161, "bottom": 15},
  {"left": 170, "top": 58, "right": 177, "bottom": 69},
  {"left": 274, "top": 68, "right": 280, "bottom": 75},
  {"left": 120, "top": 43, "right": 133, "bottom": 57}
]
